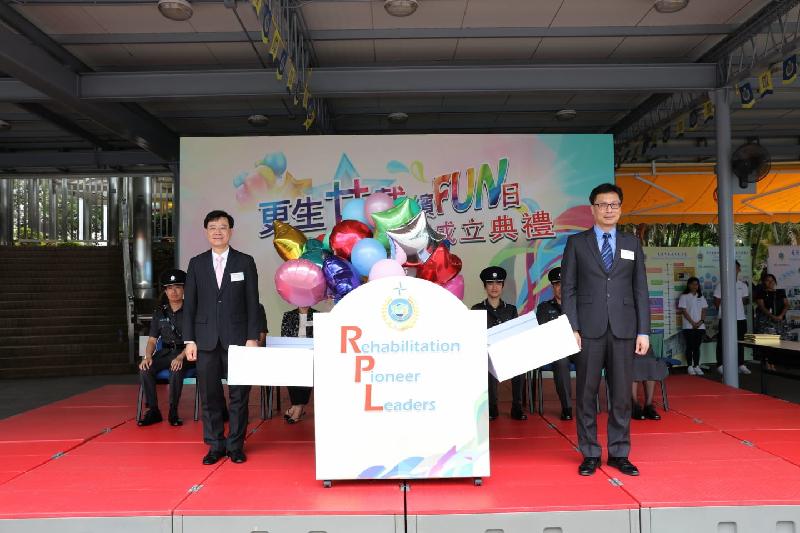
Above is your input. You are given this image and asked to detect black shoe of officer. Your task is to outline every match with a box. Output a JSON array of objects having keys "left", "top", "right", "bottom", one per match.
[
  {"left": 643, "top": 404, "right": 661, "bottom": 420},
  {"left": 168, "top": 407, "right": 183, "bottom": 426},
  {"left": 632, "top": 404, "right": 646, "bottom": 420},
  {"left": 510, "top": 406, "right": 528, "bottom": 421},
  {"left": 560, "top": 407, "right": 573, "bottom": 421},
  {"left": 138, "top": 408, "right": 163, "bottom": 426}
]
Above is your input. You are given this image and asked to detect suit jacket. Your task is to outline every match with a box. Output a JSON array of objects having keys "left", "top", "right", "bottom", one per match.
[
  {"left": 183, "top": 247, "right": 261, "bottom": 351},
  {"left": 561, "top": 228, "right": 649, "bottom": 340},
  {"left": 280, "top": 308, "right": 316, "bottom": 338}
]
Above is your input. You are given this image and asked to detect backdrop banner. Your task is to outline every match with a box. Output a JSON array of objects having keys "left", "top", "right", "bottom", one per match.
[{"left": 179, "top": 134, "right": 612, "bottom": 329}]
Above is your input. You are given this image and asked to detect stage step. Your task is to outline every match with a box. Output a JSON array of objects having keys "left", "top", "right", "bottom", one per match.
[{"left": 0, "top": 246, "right": 133, "bottom": 379}]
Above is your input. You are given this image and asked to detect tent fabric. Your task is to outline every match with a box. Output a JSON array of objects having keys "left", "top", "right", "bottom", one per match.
[{"left": 616, "top": 164, "right": 800, "bottom": 224}]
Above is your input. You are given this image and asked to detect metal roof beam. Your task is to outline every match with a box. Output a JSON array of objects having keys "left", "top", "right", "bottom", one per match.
[
  {"left": 0, "top": 24, "right": 179, "bottom": 160},
  {"left": 0, "top": 150, "right": 168, "bottom": 168},
  {"left": 50, "top": 24, "right": 739, "bottom": 45},
  {"left": 0, "top": 63, "right": 718, "bottom": 102}
]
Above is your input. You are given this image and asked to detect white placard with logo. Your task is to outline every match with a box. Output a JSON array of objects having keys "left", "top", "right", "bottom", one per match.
[{"left": 313, "top": 276, "right": 488, "bottom": 481}]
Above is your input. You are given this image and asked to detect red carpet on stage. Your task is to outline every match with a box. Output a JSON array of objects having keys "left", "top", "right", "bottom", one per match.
[{"left": 2, "top": 375, "right": 800, "bottom": 531}]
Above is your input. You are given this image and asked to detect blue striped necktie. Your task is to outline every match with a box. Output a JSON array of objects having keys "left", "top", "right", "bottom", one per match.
[{"left": 601, "top": 233, "right": 613, "bottom": 272}]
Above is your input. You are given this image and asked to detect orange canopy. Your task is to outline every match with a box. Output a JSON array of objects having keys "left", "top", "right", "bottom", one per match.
[{"left": 617, "top": 163, "right": 800, "bottom": 224}]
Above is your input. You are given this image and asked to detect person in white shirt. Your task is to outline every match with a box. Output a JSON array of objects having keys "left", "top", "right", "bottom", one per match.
[
  {"left": 678, "top": 276, "right": 708, "bottom": 376},
  {"left": 713, "top": 260, "right": 750, "bottom": 375}
]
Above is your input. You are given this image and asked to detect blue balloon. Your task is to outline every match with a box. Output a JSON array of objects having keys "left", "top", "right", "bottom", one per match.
[
  {"left": 351, "top": 238, "right": 388, "bottom": 278},
  {"left": 322, "top": 256, "right": 361, "bottom": 302},
  {"left": 341, "top": 198, "right": 370, "bottom": 226},
  {"left": 264, "top": 152, "right": 288, "bottom": 176},
  {"left": 233, "top": 171, "right": 247, "bottom": 187}
]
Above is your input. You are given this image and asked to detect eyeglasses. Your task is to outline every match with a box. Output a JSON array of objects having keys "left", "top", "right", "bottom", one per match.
[{"left": 593, "top": 202, "right": 621, "bottom": 211}]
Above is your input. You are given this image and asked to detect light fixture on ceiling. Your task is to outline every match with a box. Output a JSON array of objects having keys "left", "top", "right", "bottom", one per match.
[
  {"left": 384, "top": 0, "right": 419, "bottom": 17},
  {"left": 247, "top": 114, "right": 270, "bottom": 127},
  {"left": 555, "top": 109, "right": 577, "bottom": 121},
  {"left": 0, "top": 120, "right": 10, "bottom": 131},
  {"left": 157, "top": 0, "right": 194, "bottom": 21},
  {"left": 387, "top": 112, "right": 409, "bottom": 124},
  {"left": 654, "top": 0, "right": 689, "bottom": 14}
]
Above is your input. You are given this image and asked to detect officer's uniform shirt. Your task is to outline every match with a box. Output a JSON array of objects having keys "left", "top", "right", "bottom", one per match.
[
  {"left": 149, "top": 305, "right": 185, "bottom": 358},
  {"left": 536, "top": 298, "right": 562, "bottom": 325},
  {"left": 471, "top": 299, "right": 518, "bottom": 329}
]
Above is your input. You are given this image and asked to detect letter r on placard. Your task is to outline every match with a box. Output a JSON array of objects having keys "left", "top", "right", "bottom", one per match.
[{"left": 341, "top": 326, "right": 362, "bottom": 353}]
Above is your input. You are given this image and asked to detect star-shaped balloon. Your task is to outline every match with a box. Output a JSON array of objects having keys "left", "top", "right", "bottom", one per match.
[
  {"left": 370, "top": 197, "right": 419, "bottom": 249},
  {"left": 280, "top": 171, "right": 312, "bottom": 198},
  {"left": 273, "top": 220, "right": 307, "bottom": 261},
  {"left": 416, "top": 243, "right": 462, "bottom": 285}
]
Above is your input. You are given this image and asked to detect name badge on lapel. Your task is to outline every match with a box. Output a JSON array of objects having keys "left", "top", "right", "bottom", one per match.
[
  {"left": 621, "top": 249, "right": 635, "bottom": 261},
  {"left": 231, "top": 272, "right": 245, "bottom": 282}
]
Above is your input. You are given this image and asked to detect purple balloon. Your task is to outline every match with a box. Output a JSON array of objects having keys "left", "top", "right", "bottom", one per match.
[
  {"left": 274, "top": 259, "right": 327, "bottom": 307},
  {"left": 322, "top": 256, "right": 361, "bottom": 302}
]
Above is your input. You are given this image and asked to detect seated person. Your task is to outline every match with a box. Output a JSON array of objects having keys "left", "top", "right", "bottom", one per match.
[
  {"left": 280, "top": 306, "right": 315, "bottom": 424},
  {"left": 631, "top": 346, "right": 668, "bottom": 421},
  {"left": 535, "top": 266, "right": 573, "bottom": 420},
  {"left": 138, "top": 269, "right": 195, "bottom": 427}
]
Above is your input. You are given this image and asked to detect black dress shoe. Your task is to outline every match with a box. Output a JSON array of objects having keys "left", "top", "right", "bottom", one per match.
[
  {"left": 643, "top": 404, "right": 661, "bottom": 420},
  {"left": 137, "top": 409, "right": 163, "bottom": 426},
  {"left": 168, "top": 408, "right": 183, "bottom": 427},
  {"left": 510, "top": 408, "right": 528, "bottom": 421},
  {"left": 227, "top": 449, "right": 247, "bottom": 464},
  {"left": 578, "top": 457, "right": 601, "bottom": 476},
  {"left": 632, "top": 404, "right": 646, "bottom": 420},
  {"left": 560, "top": 407, "right": 573, "bottom": 421},
  {"left": 607, "top": 456, "right": 639, "bottom": 476},
  {"left": 202, "top": 449, "right": 226, "bottom": 465}
]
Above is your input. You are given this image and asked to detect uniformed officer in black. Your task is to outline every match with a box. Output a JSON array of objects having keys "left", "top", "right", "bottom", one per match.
[
  {"left": 535, "top": 267, "right": 574, "bottom": 421},
  {"left": 471, "top": 266, "right": 527, "bottom": 421},
  {"left": 138, "top": 269, "right": 195, "bottom": 427}
]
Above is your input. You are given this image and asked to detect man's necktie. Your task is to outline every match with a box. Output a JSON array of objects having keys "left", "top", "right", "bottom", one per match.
[
  {"left": 215, "top": 255, "right": 224, "bottom": 288},
  {"left": 601, "top": 233, "right": 613, "bottom": 272}
]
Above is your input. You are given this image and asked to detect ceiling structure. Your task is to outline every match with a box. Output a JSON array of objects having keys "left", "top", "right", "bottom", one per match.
[{"left": 0, "top": 0, "right": 798, "bottom": 173}]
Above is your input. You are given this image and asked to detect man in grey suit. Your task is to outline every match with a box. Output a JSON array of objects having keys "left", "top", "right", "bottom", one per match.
[
  {"left": 184, "top": 210, "right": 261, "bottom": 465},
  {"left": 561, "top": 183, "right": 650, "bottom": 477}
]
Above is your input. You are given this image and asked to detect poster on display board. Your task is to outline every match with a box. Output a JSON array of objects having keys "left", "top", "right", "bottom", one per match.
[
  {"left": 642, "top": 246, "right": 751, "bottom": 359},
  {"left": 179, "top": 135, "right": 612, "bottom": 329},
  {"left": 767, "top": 246, "right": 800, "bottom": 325}
]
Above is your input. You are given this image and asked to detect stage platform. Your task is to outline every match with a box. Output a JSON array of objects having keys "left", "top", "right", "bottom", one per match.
[{"left": 1, "top": 376, "right": 800, "bottom": 533}]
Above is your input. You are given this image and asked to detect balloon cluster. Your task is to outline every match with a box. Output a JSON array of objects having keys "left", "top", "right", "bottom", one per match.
[
  {"left": 273, "top": 193, "right": 464, "bottom": 307},
  {"left": 234, "top": 152, "right": 287, "bottom": 205}
]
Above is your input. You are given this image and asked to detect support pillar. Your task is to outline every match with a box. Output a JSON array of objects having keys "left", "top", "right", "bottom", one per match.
[
  {"left": 48, "top": 179, "right": 57, "bottom": 239},
  {"left": 107, "top": 177, "right": 120, "bottom": 246},
  {"left": 0, "top": 179, "right": 11, "bottom": 246},
  {"left": 714, "top": 88, "right": 739, "bottom": 388},
  {"left": 132, "top": 176, "right": 153, "bottom": 299}
]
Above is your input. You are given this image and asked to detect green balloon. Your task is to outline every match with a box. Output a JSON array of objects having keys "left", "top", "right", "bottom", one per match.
[
  {"left": 304, "top": 238, "right": 324, "bottom": 254},
  {"left": 371, "top": 197, "right": 418, "bottom": 250},
  {"left": 322, "top": 229, "right": 332, "bottom": 251},
  {"left": 301, "top": 248, "right": 329, "bottom": 268},
  {"left": 394, "top": 196, "right": 421, "bottom": 217}
]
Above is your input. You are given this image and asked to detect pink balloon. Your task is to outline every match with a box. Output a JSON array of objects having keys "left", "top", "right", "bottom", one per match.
[
  {"left": 274, "top": 259, "right": 327, "bottom": 307},
  {"left": 442, "top": 274, "right": 465, "bottom": 300},
  {"left": 389, "top": 237, "right": 407, "bottom": 265},
  {"left": 364, "top": 192, "right": 395, "bottom": 226},
  {"left": 246, "top": 172, "right": 267, "bottom": 192},
  {"left": 368, "top": 258, "right": 406, "bottom": 281},
  {"left": 235, "top": 183, "right": 251, "bottom": 204}
]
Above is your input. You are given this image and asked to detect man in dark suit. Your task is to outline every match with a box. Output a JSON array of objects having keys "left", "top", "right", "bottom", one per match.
[
  {"left": 561, "top": 183, "right": 649, "bottom": 477},
  {"left": 184, "top": 210, "right": 261, "bottom": 465}
]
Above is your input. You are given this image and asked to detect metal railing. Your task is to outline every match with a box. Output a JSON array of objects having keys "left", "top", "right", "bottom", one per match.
[{"left": 2, "top": 175, "right": 174, "bottom": 245}]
